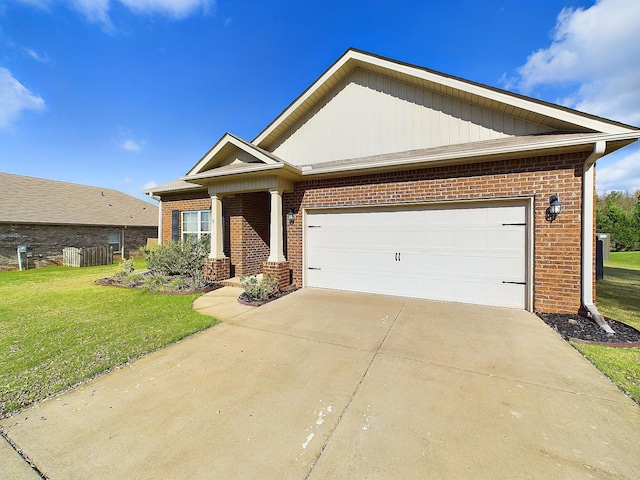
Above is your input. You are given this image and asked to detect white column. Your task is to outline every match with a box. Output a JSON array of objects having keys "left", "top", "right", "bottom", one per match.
[
  {"left": 268, "top": 189, "right": 286, "bottom": 262},
  {"left": 210, "top": 194, "right": 225, "bottom": 259}
]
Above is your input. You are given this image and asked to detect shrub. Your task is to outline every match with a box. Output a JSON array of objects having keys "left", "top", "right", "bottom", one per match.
[
  {"left": 240, "top": 274, "right": 279, "bottom": 301},
  {"left": 123, "top": 273, "right": 144, "bottom": 288},
  {"left": 143, "top": 274, "right": 168, "bottom": 291},
  {"left": 168, "top": 276, "right": 190, "bottom": 292},
  {"left": 141, "top": 238, "right": 209, "bottom": 278},
  {"left": 114, "top": 258, "right": 135, "bottom": 278},
  {"left": 187, "top": 271, "right": 209, "bottom": 292}
]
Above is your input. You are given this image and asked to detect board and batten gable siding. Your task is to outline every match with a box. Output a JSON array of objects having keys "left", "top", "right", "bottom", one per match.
[{"left": 269, "top": 69, "right": 552, "bottom": 166}]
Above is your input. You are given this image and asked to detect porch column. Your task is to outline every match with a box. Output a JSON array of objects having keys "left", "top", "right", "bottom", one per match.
[
  {"left": 268, "top": 188, "right": 286, "bottom": 262},
  {"left": 210, "top": 194, "right": 225, "bottom": 259}
]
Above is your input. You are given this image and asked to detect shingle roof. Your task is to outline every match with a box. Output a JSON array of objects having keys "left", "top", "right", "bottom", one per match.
[
  {"left": 0, "top": 172, "right": 158, "bottom": 227},
  {"left": 145, "top": 179, "right": 207, "bottom": 195}
]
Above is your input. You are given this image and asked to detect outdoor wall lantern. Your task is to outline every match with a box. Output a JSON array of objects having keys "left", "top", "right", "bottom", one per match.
[
  {"left": 287, "top": 209, "right": 295, "bottom": 225},
  {"left": 546, "top": 194, "right": 563, "bottom": 222}
]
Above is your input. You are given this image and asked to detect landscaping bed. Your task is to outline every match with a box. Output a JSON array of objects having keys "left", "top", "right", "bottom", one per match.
[
  {"left": 238, "top": 284, "right": 299, "bottom": 306},
  {"left": 95, "top": 271, "right": 222, "bottom": 295},
  {"left": 537, "top": 313, "right": 640, "bottom": 347}
]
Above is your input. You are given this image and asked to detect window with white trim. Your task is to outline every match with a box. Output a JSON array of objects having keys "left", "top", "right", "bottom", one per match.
[
  {"left": 182, "top": 210, "right": 211, "bottom": 245},
  {"left": 108, "top": 234, "right": 120, "bottom": 252}
]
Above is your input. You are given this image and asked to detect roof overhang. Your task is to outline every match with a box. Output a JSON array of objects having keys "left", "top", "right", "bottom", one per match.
[
  {"left": 298, "top": 131, "right": 640, "bottom": 178},
  {"left": 142, "top": 132, "right": 640, "bottom": 197}
]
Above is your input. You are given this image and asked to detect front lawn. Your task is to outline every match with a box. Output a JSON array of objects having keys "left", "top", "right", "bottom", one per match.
[
  {"left": 572, "top": 253, "right": 640, "bottom": 404},
  {"left": 604, "top": 251, "right": 640, "bottom": 271},
  {"left": 0, "top": 262, "right": 219, "bottom": 417}
]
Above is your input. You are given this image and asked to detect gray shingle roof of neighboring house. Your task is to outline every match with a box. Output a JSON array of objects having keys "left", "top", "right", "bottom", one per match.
[{"left": 0, "top": 172, "right": 158, "bottom": 227}]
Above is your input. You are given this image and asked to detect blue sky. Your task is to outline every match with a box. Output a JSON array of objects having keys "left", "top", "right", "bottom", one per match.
[{"left": 1, "top": 0, "right": 639, "bottom": 203}]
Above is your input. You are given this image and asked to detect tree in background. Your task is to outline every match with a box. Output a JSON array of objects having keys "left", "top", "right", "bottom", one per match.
[{"left": 596, "top": 190, "right": 640, "bottom": 252}]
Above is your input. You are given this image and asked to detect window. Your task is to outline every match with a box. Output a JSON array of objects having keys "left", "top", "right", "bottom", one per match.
[
  {"left": 108, "top": 234, "right": 120, "bottom": 252},
  {"left": 182, "top": 210, "right": 211, "bottom": 245}
]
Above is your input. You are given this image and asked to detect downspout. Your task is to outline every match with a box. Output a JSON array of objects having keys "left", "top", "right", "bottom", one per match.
[{"left": 582, "top": 141, "right": 615, "bottom": 334}]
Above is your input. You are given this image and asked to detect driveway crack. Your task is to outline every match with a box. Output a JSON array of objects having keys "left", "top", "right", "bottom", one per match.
[{"left": 304, "top": 298, "right": 408, "bottom": 478}]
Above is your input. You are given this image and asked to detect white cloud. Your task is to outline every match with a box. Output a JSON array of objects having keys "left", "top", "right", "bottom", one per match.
[
  {"left": 142, "top": 180, "right": 157, "bottom": 191},
  {"left": 513, "top": 0, "right": 640, "bottom": 126},
  {"left": 0, "top": 67, "right": 46, "bottom": 130},
  {"left": 24, "top": 48, "right": 50, "bottom": 63},
  {"left": 596, "top": 147, "right": 640, "bottom": 195},
  {"left": 121, "top": 138, "right": 143, "bottom": 151},
  {"left": 118, "top": 0, "right": 215, "bottom": 19},
  {"left": 124, "top": 176, "right": 133, "bottom": 183},
  {"left": 510, "top": 0, "right": 640, "bottom": 194},
  {"left": 13, "top": 0, "right": 214, "bottom": 26}
]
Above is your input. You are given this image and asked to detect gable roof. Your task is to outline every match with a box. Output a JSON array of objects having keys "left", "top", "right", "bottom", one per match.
[
  {"left": 147, "top": 48, "right": 639, "bottom": 197},
  {"left": 187, "top": 133, "right": 286, "bottom": 176},
  {"left": 0, "top": 172, "right": 158, "bottom": 227},
  {"left": 253, "top": 48, "right": 638, "bottom": 151}
]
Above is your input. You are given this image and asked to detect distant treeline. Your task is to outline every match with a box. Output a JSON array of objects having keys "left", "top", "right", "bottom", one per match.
[{"left": 596, "top": 190, "right": 640, "bottom": 252}]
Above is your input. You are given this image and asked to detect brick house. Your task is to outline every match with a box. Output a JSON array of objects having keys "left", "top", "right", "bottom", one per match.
[
  {"left": 0, "top": 173, "right": 158, "bottom": 270},
  {"left": 146, "top": 49, "right": 639, "bottom": 314}
]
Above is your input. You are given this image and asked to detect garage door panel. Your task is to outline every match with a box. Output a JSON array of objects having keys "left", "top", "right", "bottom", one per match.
[
  {"left": 455, "top": 230, "right": 487, "bottom": 249},
  {"left": 306, "top": 202, "right": 528, "bottom": 309}
]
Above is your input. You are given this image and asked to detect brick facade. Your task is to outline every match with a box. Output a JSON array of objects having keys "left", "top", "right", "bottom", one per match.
[
  {"left": 204, "top": 257, "right": 231, "bottom": 282},
  {"left": 282, "top": 152, "right": 590, "bottom": 314},
  {"left": 161, "top": 190, "right": 270, "bottom": 278},
  {"left": 224, "top": 192, "right": 270, "bottom": 277},
  {"left": 160, "top": 191, "right": 211, "bottom": 243},
  {"left": 160, "top": 152, "right": 593, "bottom": 314},
  {"left": 0, "top": 223, "right": 157, "bottom": 271},
  {"left": 263, "top": 261, "right": 291, "bottom": 289}
]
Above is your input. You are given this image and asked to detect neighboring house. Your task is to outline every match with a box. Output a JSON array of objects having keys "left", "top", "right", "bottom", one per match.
[
  {"left": 146, "top": 49, "right": 639, "bottom": 315},
  {"left": 0, "top": 173, "right": 158, "bottom": 270}
]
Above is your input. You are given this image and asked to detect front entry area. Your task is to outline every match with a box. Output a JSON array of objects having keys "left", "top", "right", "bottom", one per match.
[{"left": 305, "top": 200, "right": 530, "bottom": 309}]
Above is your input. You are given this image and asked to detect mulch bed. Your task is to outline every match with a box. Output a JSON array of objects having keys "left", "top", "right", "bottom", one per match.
[
  {"left": 94, "top": 276, "right": 223, "bottom": 295},
  {"left": 537, "top": 313, "right": 640, "bottom": 348},
  {"left": 238, "top": 286, "right": 299, "bottom": 307}
]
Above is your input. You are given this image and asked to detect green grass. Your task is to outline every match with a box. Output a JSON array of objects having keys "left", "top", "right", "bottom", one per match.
[
  {"left": 605, "top": 251, "right": 640, "bottom": 270},
  {"left": 572, "top": 254, "right": 640, "bottom": 403},
  {"left": 0, "top": 262, "right": 219, "bottom": 416}
]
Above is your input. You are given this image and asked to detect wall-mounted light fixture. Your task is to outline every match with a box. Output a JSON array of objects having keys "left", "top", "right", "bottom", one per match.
[
  {"left": 287, "top": 209, "right": 295, "bottom": 225},
  {"left": 546, "top": 194, "right": 563, "bottom": 222}
]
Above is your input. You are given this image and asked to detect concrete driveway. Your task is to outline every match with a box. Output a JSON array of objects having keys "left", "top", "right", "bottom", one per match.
[{"left": 2, "top": 288, "right": 639, "bottom": 479}]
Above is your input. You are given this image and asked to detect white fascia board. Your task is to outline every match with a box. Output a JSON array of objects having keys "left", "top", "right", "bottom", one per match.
[
  {"left": 187, "top": 133, "right": 280, "bottom": 176},
  {"left": 252, "top": 51, "right": 355, "bottom": 146},
  {"left": 302, "top": 131, "right": 640, "bottom": 177},
  {"left": 182, "top": 162, "right": 302, "bottom": 182}
]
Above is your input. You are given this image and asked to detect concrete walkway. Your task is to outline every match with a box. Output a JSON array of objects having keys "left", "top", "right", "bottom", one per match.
[{"left": 1, "top": 288, "right": 639, "bottom": 479}]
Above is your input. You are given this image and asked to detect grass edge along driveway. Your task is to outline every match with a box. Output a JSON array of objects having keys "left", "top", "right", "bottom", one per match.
[
  {"left": 0, "top": 262, "right": 218, "bottom": 417},
  {"left": 573, "top": 251, "right": 640, "bottom": 404}
]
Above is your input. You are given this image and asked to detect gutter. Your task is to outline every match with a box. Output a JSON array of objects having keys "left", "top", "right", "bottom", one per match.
[{"left": 582, "top": 141, "right": 615, "bottom": 334}]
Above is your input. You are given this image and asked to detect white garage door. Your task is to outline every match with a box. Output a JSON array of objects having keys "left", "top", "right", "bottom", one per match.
[{"left": 305, "top": 201, "right": 528, "bottom": 309}]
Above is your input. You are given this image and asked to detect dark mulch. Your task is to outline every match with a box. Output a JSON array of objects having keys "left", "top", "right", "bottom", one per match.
[
  {"left": 238, "top": 285, "right": 300, "bottom": 307},
  {"left": 537, "top": 313, "right": 640, "bottom": 347}
]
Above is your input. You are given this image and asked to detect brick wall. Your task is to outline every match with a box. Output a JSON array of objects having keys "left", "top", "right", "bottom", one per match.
[
  {"left": 0, "top": 224, "right": 157, "bottom": 271},
  {"left": 161, "top": 191, "right": 269, "bottom": 277},
  {"left": 283, "top": 152, "right": 590, "bottom": 314},
  {"left": 160, "top": 191, "right": 211, "bottom": 243}
]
